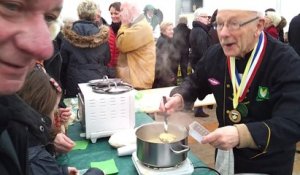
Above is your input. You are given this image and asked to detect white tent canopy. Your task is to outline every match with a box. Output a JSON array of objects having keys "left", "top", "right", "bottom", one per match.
[{"left": 61, "top": 0, "right": 298, "bottom": 31}]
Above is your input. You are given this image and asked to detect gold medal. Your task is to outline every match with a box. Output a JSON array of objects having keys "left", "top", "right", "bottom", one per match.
[{"left": 228, "top": 109, "right": 241, "bottom": 123}]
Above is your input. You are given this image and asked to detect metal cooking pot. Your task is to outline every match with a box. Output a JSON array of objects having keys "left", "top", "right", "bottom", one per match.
[{"left": 135, "top": 122, "right": 190, "bottom": 168}]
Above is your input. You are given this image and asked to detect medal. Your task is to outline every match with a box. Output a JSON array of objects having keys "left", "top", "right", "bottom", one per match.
[
  {"left": 227, "top": 32, "right": 267, "bottom": 122},
  {"left": 228, "top": 109, "right": 241, "bottom": 123}
]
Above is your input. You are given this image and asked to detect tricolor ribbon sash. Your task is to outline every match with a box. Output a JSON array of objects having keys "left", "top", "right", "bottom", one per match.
[{"left": 227, "top": 32, "right": 267, "bottom": 109}]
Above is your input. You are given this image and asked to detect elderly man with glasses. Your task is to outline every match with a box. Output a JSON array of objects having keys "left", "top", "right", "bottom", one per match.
[
  {"left": 189, "top": 7, "right": 211, "bottom": 71},
  {"left": 189, "top": 7, "right": 212, "bottom": 118},
  {"left": 160, "top": 2, "right": 300, "bottom": 175}
]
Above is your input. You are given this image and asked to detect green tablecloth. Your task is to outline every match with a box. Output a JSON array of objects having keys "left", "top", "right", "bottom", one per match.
[{"left": 57, "top": 112, "right": 215, "bottom": 175}]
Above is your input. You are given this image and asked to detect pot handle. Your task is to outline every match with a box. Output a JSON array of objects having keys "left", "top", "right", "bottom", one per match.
[{"left": 169, "top": 143, "right": 190, "bottom": 154}]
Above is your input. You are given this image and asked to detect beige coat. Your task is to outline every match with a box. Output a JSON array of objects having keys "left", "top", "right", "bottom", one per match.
[{"left": 116, "top": 15, "right": 156, "bottom": 89}]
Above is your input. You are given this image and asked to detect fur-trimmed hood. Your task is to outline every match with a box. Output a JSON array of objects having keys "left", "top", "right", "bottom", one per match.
[{"left": 62, "top": 20, "right": 109, "bottom": 48}]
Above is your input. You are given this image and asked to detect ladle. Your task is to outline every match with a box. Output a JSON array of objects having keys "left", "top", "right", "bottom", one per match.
[{"left": 162, "top": 96, "right": 168, "bottom": 133}]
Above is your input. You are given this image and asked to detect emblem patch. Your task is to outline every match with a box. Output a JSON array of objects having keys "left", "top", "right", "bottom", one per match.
[
  {"left": 208, "top": 78, "right": 220, "bottom": 86},
  {"left": 256, "top": 86, "right": 270, "bottom": 101}
]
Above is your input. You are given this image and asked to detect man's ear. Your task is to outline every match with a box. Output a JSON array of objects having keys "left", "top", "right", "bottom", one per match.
[{"left": 255, "top": 18, "right": 265, "bottom": 37}]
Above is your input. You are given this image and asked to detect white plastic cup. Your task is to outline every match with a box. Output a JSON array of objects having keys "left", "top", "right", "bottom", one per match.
[
  {"left": 188, "top": 121, "right": 210, "bottom": 143},
  {"left": 117, "top": 144, "right": 137, "bottom": 156}
]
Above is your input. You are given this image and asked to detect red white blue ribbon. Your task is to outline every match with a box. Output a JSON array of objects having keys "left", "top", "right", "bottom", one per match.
[{"left": 227, "top": 32, "right": 267, "bottom": 108}]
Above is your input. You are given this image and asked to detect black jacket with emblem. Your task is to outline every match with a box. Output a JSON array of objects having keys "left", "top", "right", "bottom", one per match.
[
  {"left": 60, "top": 20, "right": 111, "bottom": 97},
  {"left": 0, "top": 95, "right": 68, "bottom": 175},
  {"left": 171, "top": 34, "right": 300, "bottom": 174}
]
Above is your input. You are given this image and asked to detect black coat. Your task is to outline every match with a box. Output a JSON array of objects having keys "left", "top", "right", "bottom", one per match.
[
  {"left": 0, "top": 95, "right": 103, "bottom": 175},
  {"left": 288, "top": 14, "right": 300, "bottom": 56},
  {"left": 173, "top": 23, "right": 191, "bottom": 79},
  {"left": 171, "top": 34, "right": 300, "bottom": 174},
  {"left": 173, "top": 23, "right": 191, "bottom": 54},
  {"left": 189, "top": 21, "right": 211, "bottom": 69},
  {"left": 44, "top": 33, "right": 63, "bottom": 85},
  {"left": 153, "top": 35, "right": 179, "bottom": 88},
  {"left": 60, "top": 20, "right": 111, "bottom": 97},
  {"left": 0, "top": 95, "right": 54, "bottom": 175},
  {"left": 44, "top": 33, "right": 66, "bottom": 108},
  {"left": 28, "top": 146, "right": 68, "bottom": 175}
]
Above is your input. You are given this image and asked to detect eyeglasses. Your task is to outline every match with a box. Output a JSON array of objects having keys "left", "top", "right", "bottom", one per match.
[
  {"left": 200, "top": 16, "right": 211, "bottom": 19},
  {"left": 213, "top": 16, "right": 259, "bottom": 31}
]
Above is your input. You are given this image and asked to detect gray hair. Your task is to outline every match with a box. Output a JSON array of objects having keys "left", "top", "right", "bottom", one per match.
[
  {"left": 178, "top": 16, "right": 188, "bottom": 25},
  {"left": 194, "top": 8, "right": 209, "bottom": 20},
  {"left": 265, "top": 11, "right": 281, "bottom": 27}
]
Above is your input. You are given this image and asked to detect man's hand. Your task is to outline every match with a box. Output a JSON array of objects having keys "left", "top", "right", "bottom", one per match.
[
  {"left": 201, "top": 126, "right": 239, "bottom": 150},
  {"left": 158, "top": 95, "right": 183, "bottom": 114},
  {"left": 54, "top": 133, "right": 75, "bottom": 153}
]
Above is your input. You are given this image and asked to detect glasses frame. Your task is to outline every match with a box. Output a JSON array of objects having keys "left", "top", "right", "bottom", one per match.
[
  {"left": 199, "top": 15, "right": 211, "bottom": 19},
  {"left": 213, "top": 16, "right": 260, "bottom": 31}
]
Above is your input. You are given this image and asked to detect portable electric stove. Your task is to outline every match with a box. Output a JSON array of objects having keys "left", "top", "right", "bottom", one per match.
[
  {"left": 132, "top": 152, "right": 194, "bottom": 175},
  {"left": 77, "top": 83, "right": 135, "bottom": 143}
]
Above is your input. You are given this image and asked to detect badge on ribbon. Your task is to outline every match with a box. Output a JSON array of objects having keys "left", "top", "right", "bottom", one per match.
[{"left": 227, "top": 32, "right": 267, "bottom": 123}]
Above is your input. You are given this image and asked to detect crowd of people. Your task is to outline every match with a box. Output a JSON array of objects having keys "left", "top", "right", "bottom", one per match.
[{"left": 1, "top": 0, "right": 300, "bottom": 174}]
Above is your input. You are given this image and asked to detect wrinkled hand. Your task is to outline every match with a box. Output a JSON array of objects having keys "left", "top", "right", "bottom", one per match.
[
  {"left": 54, "top": 133, "right": 75, "bottom": 153},
  {"left": 120, "top": 10, "right": 131, "bottom": 25},
  {"left": 201, "top": 126, "right": 239, "bottom": 150},
  {"left": 58, "top": 107, "right": 72, "bottom": 124},
  {"left": 68, "top": 167, "right": 79, "bottom": 175},
  {"left": 158, "top": 95, "right": 183, "bottom": 114}
]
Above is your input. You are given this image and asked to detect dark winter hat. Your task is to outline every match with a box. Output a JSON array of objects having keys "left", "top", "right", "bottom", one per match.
[{"left": 144, "top": 4, "right": 155, "bottom": 12}]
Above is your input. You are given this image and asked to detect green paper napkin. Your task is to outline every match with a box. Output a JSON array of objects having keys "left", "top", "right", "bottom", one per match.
[
  {"left": 135, "top": 91, "right": 143, "bottom": 100},
  {"left": 72, "top": 140, "right": 89, "bottom": 150},
  {"left": 91, "top": 159, "right": 118, "bottom": 174}
]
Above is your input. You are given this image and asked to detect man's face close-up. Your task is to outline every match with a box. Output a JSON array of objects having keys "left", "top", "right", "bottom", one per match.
[
  {"left": 216, "top": 10, "right": 261, "bottom": 57},
  {"left": 0, "top": 0, "right": 62, "bottom": 95}
]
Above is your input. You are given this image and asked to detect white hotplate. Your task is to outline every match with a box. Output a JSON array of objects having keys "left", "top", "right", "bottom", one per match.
[{"left": 132, "top": 152, "right": 194, "bottom": 175}]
